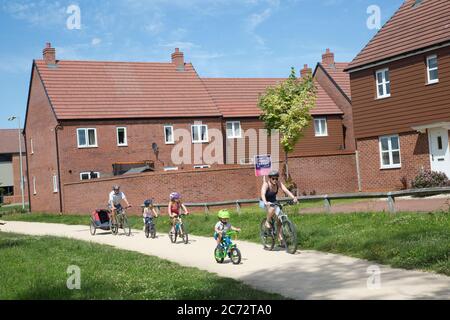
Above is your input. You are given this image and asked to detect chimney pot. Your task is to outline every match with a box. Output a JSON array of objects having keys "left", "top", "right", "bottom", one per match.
[
  {"left": 171, "top": 48, "right": 185, "bottom": 71},
  {"left": 322, "top": 48, "right": 335, "bottom": 67},
  {"left": 301, "top": 64, "right": 312, "bottom": 78},
  {"left": 43, "top": 42, "right": 56, "bottom": 65}
]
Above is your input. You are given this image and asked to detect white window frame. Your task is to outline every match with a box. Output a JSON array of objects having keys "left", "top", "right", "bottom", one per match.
[
  {"left": 77, "top": 128, "right": 98, "bottom": 148},
  {"left": 376, "top": 68, "right": 391, "bottom": 99},
  {"left": 30, "top": 138, "right": 34, "bottom": 154},
  {"left": 314, "top": 117, "right": 328, "bottom": 137},
  {"left": 116, "top": 127, "right": 128, "bottom": 146},
  {"left": 164, "top": 125, "right": 174, "bottom": 144},
  {"left": 80, "top": 172, "right": 101, "bottom": 181},
  {"left": 379, "top": 135, "right": 401, "bottom": 169},
  {"left": 52, "top": 175, "right": 58, "bottom": 193},
  {"left": 426, "top": 55, "right": 439, "bottom": 84},
  {"left": 33, "top": 176, "right": 36, "bottom": 195},
  {"left": 164, "top": 166, "right": 179, "bottom": 171},
  {"left": 194, "top": 165, "right": 211, "bottom": 169},
  {"left": 191, "top": 124, "right": 209, "bottom": 143},
  {"left": 226, "top": 121, "right": 242, "bottom": 139}
]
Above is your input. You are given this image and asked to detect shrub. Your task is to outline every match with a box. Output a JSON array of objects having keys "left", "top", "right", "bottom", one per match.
[{"left": 411, "top": 170, "right": 449, "bottom": 189}]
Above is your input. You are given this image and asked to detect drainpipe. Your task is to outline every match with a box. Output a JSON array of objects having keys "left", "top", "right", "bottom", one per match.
[{"left": 55, "top": 124, "right": 63, "bottom": 213}]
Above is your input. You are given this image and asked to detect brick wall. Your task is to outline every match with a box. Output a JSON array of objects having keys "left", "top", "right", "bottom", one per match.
[
  {"left": 61, "top": 153, "right": 358, "bottom": 215},
  {"left": 357, "top": 131, "right": 430, "bottom": 191},
  {"left": 289, "top": 152, "right": 358, "bottom": 195},
  {"left": 63, "top": 166, "right": 262, "bottom": 215}
]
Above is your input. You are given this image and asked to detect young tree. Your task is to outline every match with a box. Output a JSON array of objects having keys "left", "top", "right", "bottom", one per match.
[{"left": 258, "top": 67, "right": 317, "bottom": 179}]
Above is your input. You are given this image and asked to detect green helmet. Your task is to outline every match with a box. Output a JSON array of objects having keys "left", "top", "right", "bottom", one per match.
[{"left": 218, "top": 209, "right": 230, "bottom": 219}]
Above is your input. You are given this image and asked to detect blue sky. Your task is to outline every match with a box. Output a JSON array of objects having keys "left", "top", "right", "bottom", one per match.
[{"left": 0, "top": 0, "right": 403, "bottom": 129}]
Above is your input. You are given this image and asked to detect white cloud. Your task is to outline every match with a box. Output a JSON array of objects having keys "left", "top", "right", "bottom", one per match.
[
  {"left": 1, "top": 1, "right": 67, "bottom": 27},
  {"left": 160, "top": 41, "right": 199, "bottom": 50},
  {"left": 91, "top": 38, "right": 102, "bottom": 46}
]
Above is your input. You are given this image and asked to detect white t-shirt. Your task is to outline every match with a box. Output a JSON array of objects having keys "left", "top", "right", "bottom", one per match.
[
  {"left": 215, "top": 221, "right": 232, "bottom": 233},
  {"left": 109, "top": 191, "right": 126, "bottom": 206}
]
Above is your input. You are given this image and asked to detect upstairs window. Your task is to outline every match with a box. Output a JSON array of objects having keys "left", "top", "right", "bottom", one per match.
[
  {"left": 426, "top": 55, "right": 439, "bottom": 84},
  {"left": 77, "top": 128, "right": 97, "bottom": 148},
  {"left": 226, "top": 121, "right": 242, "bottom": 139},
  {"left": 116, "top": 127, "right": 127, "bottom": 146},
  {"left": 164, "top": 126, "right": 174, "bottom": 144},
  {"left": 191, "top": 124, "right": 208, "bottom": 143},
  {"left": 379, "top": 135, "right": 401, "bottom": 169},
  {"left": 376, "top": 68, "right": 391, "bottom": 99},
  {"left": 314, "top": 117, "right": 328, "bottom": 137}
]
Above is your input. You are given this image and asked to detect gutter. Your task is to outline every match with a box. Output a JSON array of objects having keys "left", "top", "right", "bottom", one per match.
[{"left": 55, "top": 124, "right": 63, "bottom": 213}]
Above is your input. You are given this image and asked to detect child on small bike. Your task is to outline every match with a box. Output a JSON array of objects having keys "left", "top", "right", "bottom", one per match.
[
  {"left": 168, "top": 192, "right": 189, "bottom": 235},
  {"left": 214, "top": 210, "right": 241, "bottom": 249},
  {"left": 143, "top": 199, "right": 158, "bottom": 228}
]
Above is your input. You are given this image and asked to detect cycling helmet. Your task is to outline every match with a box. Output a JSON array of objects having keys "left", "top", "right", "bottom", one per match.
[
  {"left": 144, "top": 199, "right": 153, "bottom": 207},
  {"left": 112, "top": 185, "right": 120, "bottom": 191},
  {"left": 170, "top": 192, "right": 181, "bottom": 200},
  {"left": 268, "top": 170, "right": 280, "bottom": 178},
  {"left": 218, "top": 209, "right": 230, "bottom": 219}
]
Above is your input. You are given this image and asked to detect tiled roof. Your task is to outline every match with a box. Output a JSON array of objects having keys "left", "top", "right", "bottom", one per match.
[
  {"left": 0, "top": 129, "right": 25, "bottom": 154},
  {"left": 321, "top": 62, "right": 351, "bottom": 99},
  {"left": 202, "top": 78, "right": 343, "bottom": 117},
  {"left": 347, "top": 0, "right": 450, "bottom": 71},
  {"left": 35, "top": 60, "right": 221, "bottom": 119}
]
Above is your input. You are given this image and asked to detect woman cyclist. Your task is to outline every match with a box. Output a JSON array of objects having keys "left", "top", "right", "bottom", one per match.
[
  {"left": 168, "top": 192, "right": 189, "bottom": 235},
  {"left": 260, "top": 170, "right": 298, "bottom": 246}
]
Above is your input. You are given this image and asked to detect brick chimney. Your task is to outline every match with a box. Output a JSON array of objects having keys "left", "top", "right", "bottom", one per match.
[
  {"left": 322, "top": 48, "right": 335, "bottom": 67},
  {"left": 43, "top": 42, "right": 56, "bottom": 65},
  {"left": 171, "top": 48, "right": 185, "bottom": 71},
  {"left": 301, "top": 64, "right": 312, "bottom": 78}
]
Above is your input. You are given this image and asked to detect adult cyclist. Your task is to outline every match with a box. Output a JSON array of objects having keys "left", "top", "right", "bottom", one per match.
[
  {"left": 260, "top": 170, "right": 298, "bottom": 246},
  {"left": 108, "top": 185, "right": 131, "bottom": 225}
]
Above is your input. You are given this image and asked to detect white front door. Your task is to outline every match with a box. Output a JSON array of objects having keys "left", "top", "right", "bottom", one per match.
[{"left": 428, "top": 127, "right": 450, "bottom": 177}]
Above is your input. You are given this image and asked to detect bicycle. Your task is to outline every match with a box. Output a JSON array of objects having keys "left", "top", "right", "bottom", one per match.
[
  {"left": 214, "top": 230, "right": 242, "bottom": 265},
  {"left": 260, "top": 201, "right": 298, "bottom": 254},
  {"left": 169, "top": 213, "right": 188, "bottom": 244},
  {"left": 144, "top": 216, "right": 157, "bottom": 239},
  {"left": 111, "top": 205, "right": 131, "bottom": 236}
]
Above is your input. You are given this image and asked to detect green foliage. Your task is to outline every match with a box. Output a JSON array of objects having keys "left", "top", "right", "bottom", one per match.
[{"left": 258, "top": 67, "right": 317, "bottom": 153}]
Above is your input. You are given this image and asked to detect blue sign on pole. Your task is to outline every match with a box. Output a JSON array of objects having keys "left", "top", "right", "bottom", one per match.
[{"left": 254, "top": 155, "right": 272, "bottom": 177}]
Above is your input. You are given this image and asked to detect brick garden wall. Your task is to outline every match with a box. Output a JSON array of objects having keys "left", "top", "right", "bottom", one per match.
[
  {"left": 62, "top": 153, "right": 359, "bottom": 215},
  {"left": 357, "top": 131, "right": 430, "bottom": 191}
]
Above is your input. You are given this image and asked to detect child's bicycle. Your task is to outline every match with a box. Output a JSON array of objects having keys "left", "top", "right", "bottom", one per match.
[
  {"left": 214, "top": 230, "right": 242, "bottom": 265},
  {"left": 169, "top": 213, "right": 188, "bottom": 244},
  {"left": 144, "top": 216, "right": 157, "bottom": 239}
]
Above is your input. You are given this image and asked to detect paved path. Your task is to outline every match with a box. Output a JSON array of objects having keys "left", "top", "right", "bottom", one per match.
[
  {"left": 1, "top": 221, "right": 449, "bottom": 300},
  {"left": 302, "top": 197, "right": 450, "bottom": 214}
]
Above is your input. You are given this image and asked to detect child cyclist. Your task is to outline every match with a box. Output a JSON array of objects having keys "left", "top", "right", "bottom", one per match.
[
  {"left": 214, "top": 209, "right": 241, "bottom": 249},
  {"left": 143, "top": 199, "right": 158, "bottom": 230},
  {"left": 168, "top": 192, "right": 189, "bottom": 235}
]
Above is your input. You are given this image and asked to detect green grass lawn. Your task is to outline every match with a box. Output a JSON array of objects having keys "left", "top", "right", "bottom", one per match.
[
  {"left": 2, "top": 206, "right": 449, "bottom": 276},
  {"left": 0, "top": 232, "right": 283, "bottom": 300}
]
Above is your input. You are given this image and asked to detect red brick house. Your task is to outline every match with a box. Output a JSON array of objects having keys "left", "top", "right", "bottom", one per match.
[
  {"left": 25, "top": 44, "right": 357, "bottom": 213},
  {"left": 0, "top": 129, "right": 28, "bottom": 204},
  {"left": 346, "top": 0, "right": 450, "bottom": 191}
]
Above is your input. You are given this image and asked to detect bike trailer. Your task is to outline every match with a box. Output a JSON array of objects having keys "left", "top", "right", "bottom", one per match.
[{"left": 91, "top": 209, "right": 110, "bottom": 229}]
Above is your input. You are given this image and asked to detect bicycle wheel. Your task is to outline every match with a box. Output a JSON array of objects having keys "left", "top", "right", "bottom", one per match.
[
  {"left": 150, "top": 225, "right": 156, "bottom": 239},
  {"left": 230, "top": 247, "right": 241, "bottom": 265},
  {"left": 260, "top": 218, "right": 275, "bottom": 251},
  {"left": 180, "top": 224, "right": 188, "bottom": 244},
  {"left": 214, "top": 247, "right": 225, "bottom": 263},
  {"left": 282, "top": 220, "right": 298, "bottom": 254},
  {"left": 122, "top": 216, "right": 131, "bottom": 236},
  {"left": 169, "top": 227, "right": 177, "bottom": 243},
  {"left": 89, "top": 220, "right": 96, "bottom": 236},
  {"left": 145, "top": 224, "right": 150, "bottom": 238},
  {"left": 111, "top": 223, "right": 118, "bottom": 235}
]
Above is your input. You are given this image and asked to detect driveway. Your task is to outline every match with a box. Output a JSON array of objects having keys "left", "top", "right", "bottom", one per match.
[{"left": 1, "top": 221, "right": 449, "bottom": 300}]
